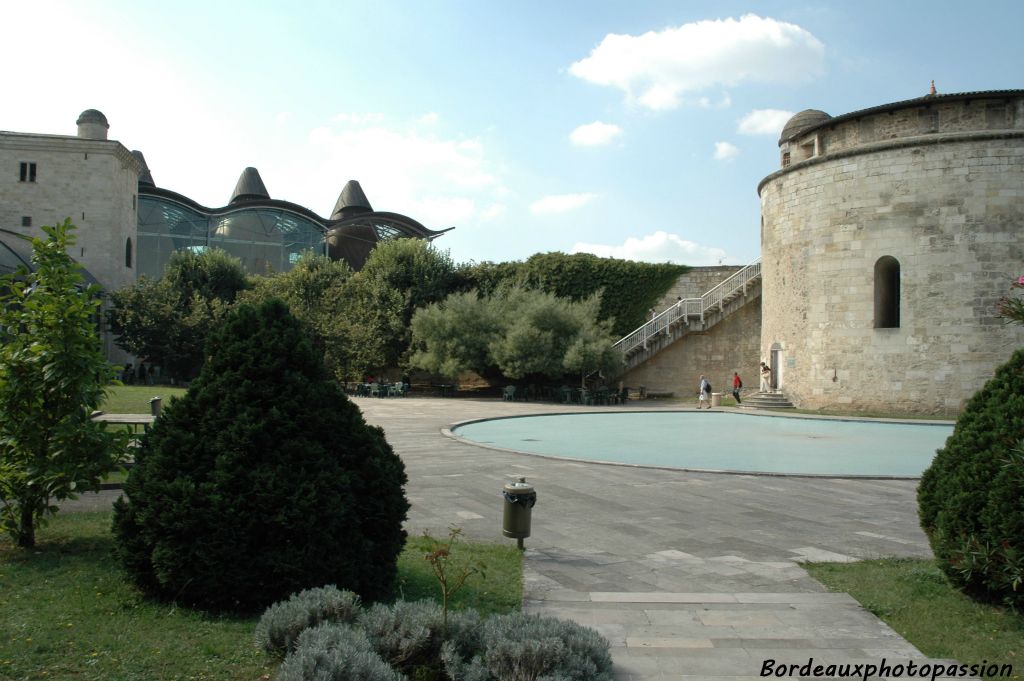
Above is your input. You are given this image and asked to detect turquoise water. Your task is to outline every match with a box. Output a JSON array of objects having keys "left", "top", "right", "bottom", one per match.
[{"left": 452, "top": 412, "right": 954, "bottom": 477}]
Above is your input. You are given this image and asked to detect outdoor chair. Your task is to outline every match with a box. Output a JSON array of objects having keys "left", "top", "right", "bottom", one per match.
[{"left": 503, "top": 385, "right": 516, "bottom": 401}]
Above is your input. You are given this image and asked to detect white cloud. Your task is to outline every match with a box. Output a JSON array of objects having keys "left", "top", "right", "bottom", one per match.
[
  {"left": 569, "top": 14, "right": 825, "bottom": 110},
  {"left": 480, "top": 203, "right": 507, "bottom": 221},
  {"left": 569, "top": 121, "right": 623, "bottom": 147},
  {"left": 332, "top": 112, "right": 385, "bottom": 124},
  {"left": 419, "top": 112, "right": 440, "bottom": 125},
  {"left": 301, "top": 123, "right": 505, "bottom": 225},
  {"left": 571, "top": 231, "right": 728, "bottom": 266},
  {"left": 713, "top": 141, "right": 740, "bottom": 161},
  {"left": 737, "top": 108, "right": 794, "bottom": 135},
  {"left": 529, "top": 193, "right": 599, "bottom": 215}
]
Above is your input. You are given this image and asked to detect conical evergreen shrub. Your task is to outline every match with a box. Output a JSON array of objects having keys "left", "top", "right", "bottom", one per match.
[
  {"left": 918, "top": 347, "right": 1024, "bottom": 608},
  {"left": 113, "top": 299, "right": 408, "bottom": 611}
]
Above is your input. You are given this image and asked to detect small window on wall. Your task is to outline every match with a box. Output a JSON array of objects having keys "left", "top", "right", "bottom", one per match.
[
  {"left": 22, "top": 216, "right": 32, "bottom": 227},
  {"left": 19, "top": 162, "right": 37, "bottom": 182},
  {"left": 874, "top": 256, "right": 900, "bottom": 328},
  {"left": 125, "top": 237, "right": 133, "bottom": 268}
]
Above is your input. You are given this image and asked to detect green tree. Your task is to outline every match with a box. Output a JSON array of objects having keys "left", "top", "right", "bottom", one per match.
[
  {"left": 108, "top": 248, "right": 248, "bottom": 380},
  {"left": 918, "top": 347, "right": 1024, "bottom": 608},
  {"left": 352, "top": 239, "right": 461, "bottom": 370},
  {"left": 410, "top": 286, "right": 621, "bottom": 384},
  {"left": 0, "top": 220, "right": 128, "bottom": 548},
  {"left": 409, "top": 290, "right": 503, "bottom": 378},
  {"left": 240, "top": 254, "right": 393, "bottom": 381},
  {"left": 112, "top": 299, "right": 409, "bottom": 611},
  {"left": 997, "top": 275, "right": 1024, "bottom": 326}
]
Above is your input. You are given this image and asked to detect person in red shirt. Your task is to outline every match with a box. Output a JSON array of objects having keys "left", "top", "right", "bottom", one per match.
[{"left": 732, "top": 371, "right": 743, "bottom": 404}]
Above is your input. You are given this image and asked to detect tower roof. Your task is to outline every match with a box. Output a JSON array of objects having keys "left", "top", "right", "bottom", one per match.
[
  {"left": 331, "top": 180, "right": 373, "bottom": 219},
  {"left": 779, "top": 109, "right": 832, "bottom": 145},
  {"left": 229, "top": 167, "right": 270, "bottom": 204},
  {"left": 131, "top": 150, "right": 155, "bottom": 187},
  {"left": 76, "top": 109, "right": 109, "bottom": 127}
]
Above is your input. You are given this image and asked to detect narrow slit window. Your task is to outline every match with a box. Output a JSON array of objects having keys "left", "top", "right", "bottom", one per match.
[
  {"left": 874, "top": 256, "right": 900, "bottom": 328},
  {"left": 125, "top": 237, "right": 133, "bottom": 268}
]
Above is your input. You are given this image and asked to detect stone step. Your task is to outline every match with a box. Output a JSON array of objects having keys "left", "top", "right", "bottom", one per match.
[{"left": 741, "top": 393, "right": 795, "bottom": 409}]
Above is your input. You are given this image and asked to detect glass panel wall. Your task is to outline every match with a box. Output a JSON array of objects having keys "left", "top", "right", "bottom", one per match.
[{"left": 137, "top": 197, "right": 326, "bottom": 279}]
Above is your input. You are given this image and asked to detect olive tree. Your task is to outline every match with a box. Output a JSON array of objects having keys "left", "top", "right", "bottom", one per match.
[
  {"left": 410, "top": 286, "right": 622, "bottom": 383},
  {"left": 0, "top": 220, "right": 128, "bottom": 548}
]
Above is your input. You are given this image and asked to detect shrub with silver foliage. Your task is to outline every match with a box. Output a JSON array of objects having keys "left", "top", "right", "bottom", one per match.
[
  {"left": 255, "top": 585, "right": 361, "bottom": 658},
  {"left": 441, "top": 611, "right": 613, "bottom": 681},
  {"left": 276, "top": 624, "right": 402, "bottom": 681},
  {"left": 358, "top": 599, "right": 481, "bottom": 673}
]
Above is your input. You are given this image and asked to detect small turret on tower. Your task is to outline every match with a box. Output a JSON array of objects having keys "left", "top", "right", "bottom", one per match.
[{"left": 76, "top": 109, "right": 109, "bottom": 140}]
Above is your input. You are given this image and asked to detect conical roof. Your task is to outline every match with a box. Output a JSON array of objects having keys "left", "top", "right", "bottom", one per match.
[
  {"left": 131, "top": 150, "right": 155, "bottom": 187},
  {"left": 229, "top": 167, "right": 270, "bottom": 204},
  {"left": 331, "top": 180, "right": 373, "bottom": 219}
]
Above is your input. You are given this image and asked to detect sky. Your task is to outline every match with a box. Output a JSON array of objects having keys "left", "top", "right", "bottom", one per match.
[{"left": 2, "top": 0, "right": 1022, "bottom": 267}]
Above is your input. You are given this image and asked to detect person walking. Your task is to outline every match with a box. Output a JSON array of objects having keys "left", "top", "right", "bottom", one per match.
[
  {"left": 732, "top": 371, "right": 743, "bottom": 404},
  {"left": 697, "top": 375, "right": 711, "bottom": 409}
]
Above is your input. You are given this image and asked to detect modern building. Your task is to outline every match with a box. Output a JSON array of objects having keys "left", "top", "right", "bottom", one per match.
[{"left": 2, "top": 109, "right": 451, "bottom": 293}]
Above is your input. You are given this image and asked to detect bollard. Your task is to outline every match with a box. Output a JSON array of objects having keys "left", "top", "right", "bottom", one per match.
[{"left": 502, "top": 477, "right": 537, "bottom": 550}]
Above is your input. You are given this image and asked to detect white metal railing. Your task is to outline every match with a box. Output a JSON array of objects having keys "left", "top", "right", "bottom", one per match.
[{"left": 613, "top": 257, "right": 762, "bottom": 355}]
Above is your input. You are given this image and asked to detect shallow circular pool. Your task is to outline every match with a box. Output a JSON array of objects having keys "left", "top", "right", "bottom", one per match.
[{"left": 450, "top": 411, "right": 953, "bottom": 478}]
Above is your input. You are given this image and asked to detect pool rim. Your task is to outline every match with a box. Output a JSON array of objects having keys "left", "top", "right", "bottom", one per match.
[{"left": 442, "top": 408, "right": 955, "bottom": 481}]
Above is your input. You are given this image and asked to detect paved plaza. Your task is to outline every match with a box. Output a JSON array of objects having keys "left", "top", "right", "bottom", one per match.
[{"left": 69, "top": 396, "right": 953, "bottom": 680}]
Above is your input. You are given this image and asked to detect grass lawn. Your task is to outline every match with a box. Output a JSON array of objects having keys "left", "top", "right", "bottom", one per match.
[
  {"left": 806, "top": 558, "right": 1022, "bottom": 678},
  {"left": 99, "top": 385, "right": 187, "bottom": 415},
  {"left": 1, "top": 511, "right": 522, "bottom": 680}
]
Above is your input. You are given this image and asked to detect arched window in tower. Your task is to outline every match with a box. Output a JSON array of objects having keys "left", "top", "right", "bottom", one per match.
[
  {"left": 125, "top": 237, "right": 133, "bottom": 268},
  {"left": 874, "top": 256, "right": 900, "bottom": 328}
]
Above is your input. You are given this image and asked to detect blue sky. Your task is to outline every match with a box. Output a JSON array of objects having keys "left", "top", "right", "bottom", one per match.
[{"left": 3, "top": 1, "right": 1021, "bottom": 266}]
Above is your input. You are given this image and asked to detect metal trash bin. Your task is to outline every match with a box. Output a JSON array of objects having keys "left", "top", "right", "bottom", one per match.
[
  {"left": 502, "top": 477, "right": 536, "bottom": 549},
  {"left": 711, "top": 392, "right": 722, "bottom": 407},
  {"left": 149, "top": 397, "right": 162, "bottom": 416}
]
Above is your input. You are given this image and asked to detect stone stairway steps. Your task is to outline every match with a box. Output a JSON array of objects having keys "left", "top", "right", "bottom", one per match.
[{"left": 740, "top": 392, "right": 795, "bottom": 409}]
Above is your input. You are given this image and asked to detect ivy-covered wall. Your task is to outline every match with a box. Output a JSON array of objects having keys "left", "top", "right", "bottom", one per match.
[{"left": 461, "top": 252, "right": 688, "bottom": 337}]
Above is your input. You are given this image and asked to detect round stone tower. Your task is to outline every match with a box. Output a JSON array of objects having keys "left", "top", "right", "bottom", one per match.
[
  {"left": 758, "top": 89, "right": 1024, "bottom": 415},
  {"left": 76, "top": 109, "right": 109, "bottom": 140}
]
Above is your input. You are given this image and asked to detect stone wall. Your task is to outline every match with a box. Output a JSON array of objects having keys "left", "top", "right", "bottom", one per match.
[
  {"left": 0, "top": 133, "right": 141, "bottom": 293},
  {"left": 760, "top": 97, "right": 1024, "bottom": 416},
  {"left": 653, "top": 265, "right": 743, "bottom": 312},
  {"left": 1, "top": 132, "right": 141, "bottom": 362},
  {"left": 624, "top": 295, "right": 762, "bottom": 399}
]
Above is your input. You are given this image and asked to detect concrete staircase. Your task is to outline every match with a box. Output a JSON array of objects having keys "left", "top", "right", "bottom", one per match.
[
  {"left": 741, "top": 392, "right": 795, "bottom": 409},
  {"left": 615, "top": 259, "right": 761, "bottom": 372}
]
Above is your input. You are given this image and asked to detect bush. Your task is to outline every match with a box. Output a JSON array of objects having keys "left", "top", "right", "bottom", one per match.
[
  {"left": 255, "top": 585, "right": 362, "bottom": 658},
  {"left": 918, "top": 347, "right": 1024, "bottom": 608},
  {"left": 441, "top": 612, "right": 613, "bottom": 681},
  {"left": 358, "top": 600, "right": 481, "bottom": 675},
  {"left": 276, "top": 624, "right": 402, "bottom": 681},
  {"left": 112, "top": 299, "right": 409, "bottom": 611},
  {"left": 260, "top": 589, "right": 612, "bottom": 681}
]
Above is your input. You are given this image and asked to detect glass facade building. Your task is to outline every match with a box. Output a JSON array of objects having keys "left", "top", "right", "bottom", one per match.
[
  {"left": 136, "top": 168, "right": 450, "bottom": 279},
  {"left": 137, "top": 194, "right": 327, "bottom": 279}
]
